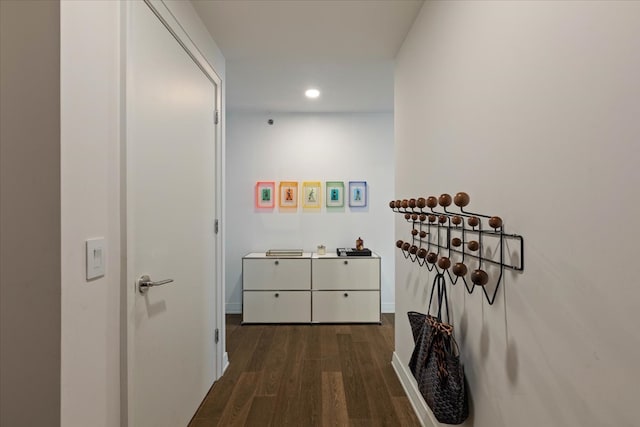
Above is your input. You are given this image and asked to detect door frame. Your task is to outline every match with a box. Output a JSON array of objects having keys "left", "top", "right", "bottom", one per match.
[{"left": 120, "top": 1, "right": 225, "bottom": 426}]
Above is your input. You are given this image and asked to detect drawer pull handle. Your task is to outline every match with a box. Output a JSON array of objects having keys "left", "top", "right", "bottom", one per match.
[
  {"left": 275, "top": 293, "right": 280, "bottom": 298},
  {"left": 344, "top": 293, "right": 349, "bottom": 297},
  {"left": 275, "top": 260, "right": 279, "bottom": 265},
  {"left": 344, "top": 260, "right": 348, "bottom": 265}
]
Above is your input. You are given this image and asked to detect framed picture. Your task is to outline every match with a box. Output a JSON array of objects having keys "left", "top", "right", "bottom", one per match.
[
  {"left": 302, "top": 181, "right": 322, "bottom": 208},
  {"left": 279, "top": 181, "right": 298, "bottom": 208},
  {"left": 349, "top": 181, "right": 367, "bottom": 207},
  {"left": 255, "top": 181, "right": 275, "bottom": 208},
  {"left": 325, "top": 181, "right": 344, "bottom": 207}
]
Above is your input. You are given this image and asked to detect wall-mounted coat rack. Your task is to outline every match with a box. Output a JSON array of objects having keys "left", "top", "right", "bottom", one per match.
[{"left": 390, "top": 192, "right": 524, "bottom": 305}]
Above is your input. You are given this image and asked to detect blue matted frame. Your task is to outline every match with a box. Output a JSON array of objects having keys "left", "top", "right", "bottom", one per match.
[{"left": 348, "top": 181, "right": 367, "bottom": 207}]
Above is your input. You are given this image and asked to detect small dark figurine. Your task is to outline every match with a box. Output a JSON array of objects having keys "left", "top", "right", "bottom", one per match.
[{"left": 356, "top": 237, "right": 364, "bottom": 251}]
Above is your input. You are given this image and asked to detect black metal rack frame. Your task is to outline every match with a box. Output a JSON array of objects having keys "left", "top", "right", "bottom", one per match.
[{"left": 390, "top": 193, "right": 524, "bottom": 305}]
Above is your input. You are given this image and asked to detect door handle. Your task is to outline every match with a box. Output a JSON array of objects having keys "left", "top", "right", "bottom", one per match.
[{"left": 137, "top": 274, "right": 174, "bottom": 295}]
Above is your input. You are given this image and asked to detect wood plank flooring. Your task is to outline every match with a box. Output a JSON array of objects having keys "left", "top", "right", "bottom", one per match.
[{"left": 189, "top": 314, "right": 420, "bottom": 427}]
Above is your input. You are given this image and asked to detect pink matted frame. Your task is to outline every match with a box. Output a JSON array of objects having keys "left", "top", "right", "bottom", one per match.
[{"left": 255, "top": 181, "right": 275, "bottom": 208}]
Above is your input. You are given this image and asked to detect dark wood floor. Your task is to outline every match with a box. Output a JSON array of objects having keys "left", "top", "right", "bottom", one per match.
[{"left": 189, "top": 314, "right": 420, "bottom": 427}]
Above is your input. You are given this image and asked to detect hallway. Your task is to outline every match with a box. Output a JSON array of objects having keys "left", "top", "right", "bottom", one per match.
[{"left": 189, "top": 314, "right": 420, "bottom": 426}]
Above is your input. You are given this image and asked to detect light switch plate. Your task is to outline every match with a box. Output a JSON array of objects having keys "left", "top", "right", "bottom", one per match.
[{"left": 86, "top": 238, "right": 105, "bottom": 280}]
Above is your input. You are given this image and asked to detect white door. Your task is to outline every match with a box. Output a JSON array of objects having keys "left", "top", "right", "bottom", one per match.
[{"left": 126, "top": 2, "right": 217, "bottom": 426}]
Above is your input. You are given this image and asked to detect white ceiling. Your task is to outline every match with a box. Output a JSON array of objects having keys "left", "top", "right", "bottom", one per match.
[{"left": 191, "top": 0, "right": 424, "bottom": 113}]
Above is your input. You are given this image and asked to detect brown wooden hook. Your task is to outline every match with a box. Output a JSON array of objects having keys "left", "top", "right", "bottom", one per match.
[
  {"left": 454, "top": 192, "right": 470, "bottom": 207},
  {"left": 438, "top": 193, "right": 452, "bottom": 207},
  {"left": 489, "top": 216, "right": 503, "bottom": 229},
  {"left": 471, "top": 269, "right": 489, "bottom": 286},
  {"left": 437, "top": 257, "right": 451, "bottom": 269},
  {"left": 452, "top": 262, "right": 468, "bottom": 277}
]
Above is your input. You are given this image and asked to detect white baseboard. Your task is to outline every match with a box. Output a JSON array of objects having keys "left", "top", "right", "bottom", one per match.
[
  {"left": 222, "top": 352, "right": 229, "bottom": 374},
  {"left": 381, "top": 302, "right": 395, "bottom": 313},
  {"left": 391, "top": 351, "right": 437, "bottom": 427},
  {"left": 225, "top": 303, "right": 242, "bottom": 314}
]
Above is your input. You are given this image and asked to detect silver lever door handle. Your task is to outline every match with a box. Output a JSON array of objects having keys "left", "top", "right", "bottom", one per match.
[{"left": 137, "top": 274, "right": 174, "bottom": 295}]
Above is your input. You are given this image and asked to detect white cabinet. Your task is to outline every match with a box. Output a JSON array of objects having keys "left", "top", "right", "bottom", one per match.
[
  {"left": 242, "top": 257, "right": 311, "bottom": 291},
  {"left": 312, "top": 253, "right": 380, "bottom": 323},
  {"left": 312, "top": 290, "right": 380, "bottom": 323},
  {"left": 242, "top": 253, "right": 311, "bottom": 323},
  {"left": 243, "top": 291, "right": 310, "bottom": 323},
  {"left": 312, "top": 257, "right": 380, "bottom": 290},
  {"left": 242, "top": 252, "right": 380, "bottom": 324}
]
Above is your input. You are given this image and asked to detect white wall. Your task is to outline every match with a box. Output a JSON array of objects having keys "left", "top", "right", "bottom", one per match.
[
  {"left": 60, "top": 1, "right": 225, "bottom": 426},
  {"left": 394, "top": 2, "right": 640, "bottom": 426},
  {"left": 226, "top": 112, "right": 395, "bottom": 313},
  {"left": 61, "top": 2, "right": 120, "bottom": 425}
]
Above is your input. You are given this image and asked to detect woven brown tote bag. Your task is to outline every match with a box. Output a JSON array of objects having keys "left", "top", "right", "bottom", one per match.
[{"left": 407, "top": 273, "right": 468, "bottom": 424}]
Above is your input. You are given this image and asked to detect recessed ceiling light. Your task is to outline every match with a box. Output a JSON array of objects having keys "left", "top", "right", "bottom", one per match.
[{"left": 305, "top": 88, "right": 320, "bottom": 99}]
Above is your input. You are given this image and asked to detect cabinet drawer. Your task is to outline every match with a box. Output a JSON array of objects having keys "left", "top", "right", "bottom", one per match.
[
  {"left": 243, "top": 258, "right": 311, "bottom": 290},
  {"left": 312, "top": 258, "right": 380, "bottom": 290},
  {"left": 243, "top": 291, "right": 310, "bottom": 323},
  {"left": 312, "top": 290, "right": 380, "bottom": 323}
]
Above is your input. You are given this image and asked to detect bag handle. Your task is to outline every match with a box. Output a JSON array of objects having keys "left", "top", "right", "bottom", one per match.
[
  {"left": 438, "top": 273, "right": 450, "bottom": 323},
  {"left": 428, "top": 273, "right": 450, "bottom": 324},
  {"left": 427, "top": 273, "right": 439, "bottom": 315}
]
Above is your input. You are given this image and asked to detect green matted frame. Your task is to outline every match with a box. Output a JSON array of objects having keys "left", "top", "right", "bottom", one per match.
[{"left": 325, "top": 181, "right": 344, "bottom": 207}]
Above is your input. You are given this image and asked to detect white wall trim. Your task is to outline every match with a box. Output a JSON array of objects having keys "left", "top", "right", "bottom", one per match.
[
  {"left": 226, "top": 303, "right": 242, "bottom": 314},
  {"left": 146, "top": 0, "right": 221, "bottom": 84},
  {"left": 222, "top": 352, "right": 229, "bottom": 374},
  {"left": 391, "top": 351, "right": 436, "bottom": 427},
  {"left": 381, "top": 302, "right": 395, "bottom": 313}
]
